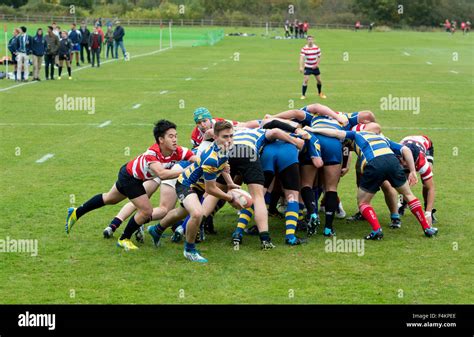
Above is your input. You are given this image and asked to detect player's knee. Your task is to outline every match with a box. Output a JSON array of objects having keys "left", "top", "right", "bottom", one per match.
[{"left": 189, "top": 208, "right": 203, "bottom": 219}]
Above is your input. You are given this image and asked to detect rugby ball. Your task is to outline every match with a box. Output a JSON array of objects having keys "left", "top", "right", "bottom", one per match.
[{"left": 230, "top": 189, "right": 253, "bottom": 208}]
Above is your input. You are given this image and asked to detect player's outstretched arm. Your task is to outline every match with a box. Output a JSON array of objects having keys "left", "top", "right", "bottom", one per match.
[
  {"left": 149, "top": 162, "right": 183, "bottom": 180},
  {"left": 265, "top": 128, "right": 304, "bottom": 149},
  {"left": 267, "top": 109, "right": 306, "bottom": 121},
  {"left": 308, "top": 103, "right": 348, "bottom": 126},
  {"left": 303, "top": 126, "right": 346, "bottom": 140}
]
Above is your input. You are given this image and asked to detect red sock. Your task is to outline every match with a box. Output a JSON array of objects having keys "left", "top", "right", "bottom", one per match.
[
  {"left": 359, "top": 203, "right": 381, "bottom": 231},
  {"left": 408, "top": 198, "right": 430, "bottom": 230}
]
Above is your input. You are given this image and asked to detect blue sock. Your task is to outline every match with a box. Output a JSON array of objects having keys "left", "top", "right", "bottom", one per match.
[
  {"left": 184, "top": 241, "right": 195, "bottom": 252},
  {"left": 391, "top": 213, "right": 400, "bottom": 220},
  {"left": 181, "top": 216, "right": 190, "bottom": 233},
  {"left": 264, "top": 192, "right": 271, "bottom": 206},
  {"left": 313, "top": 187, "right": 322, "bottom": 212}
]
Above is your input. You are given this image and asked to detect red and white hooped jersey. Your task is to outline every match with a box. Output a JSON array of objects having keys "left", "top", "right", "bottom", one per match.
[
  {"left": 190, "top": 117, "right": 238, "bottom": 148},
  {"left": 400, "top": 135, "right": 432, "bottom": 153},
  {"left": 300, "top": 44, "right": 321, "bottom": 68},
  {"left": 126, "top": 144, "right": 193, "bottom": 180},
  {"left": 401, "top": 136, "right": 433, "bottom": 181}
]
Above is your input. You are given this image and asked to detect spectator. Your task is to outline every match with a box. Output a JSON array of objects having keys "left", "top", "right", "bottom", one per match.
[
  {"left": 355, "top": 21, "right": 361, "bottom": 31},
  {"left": 58, "top": 30, "right": 73, "bottom": 80},
  {"left": 444, "top": 19, "right": 451, "bottom": 33},
  {"left": 105, "top": 26, "right": 115, "bottom": 59},
  {"left": 89, "top": 26, "right": 103, "bottom": 68},
  {"left": 68, "top": 23, "right": 82, "bottom": 67},
  {"left": 31, "top": 28, "right": 47, "bottom": 81},
  {"left": 289, "top": 19, "right": 294, "bottom": 37},
  {"left": 113, "top": 21, "right": 127, "bottom": 60},
  {"left": 15, "top": 26, "right": 32, "bottom": 82},
  {"left": 79, "top": 22, "right": 91, "bottom": 64},
  {"left": 293, "top": 19, "right": 299, "bottom": 38},
  {"left": 284, "top": 20, "right": 290, "bottom": 38},
  {"left": 466, "top": 21, "right": 471, "bottom": 34},
  {"left": 298, "top": 21, "right": 304, "bottom": 38},
  {"left": 45, "top": 25, "right": 59, "bottom": 80},
  {"left": 52, "top": 22, "right": 60, "bottom": 38},
  {"left": 96, "top": 24, "right": 105, "bottom": 56},
  {"left": 303, "top": 20, "right": 309, "bottom": 38},
  {"left": 7, "top": 28, "right": 20, "bottom": 81},
  {"left": 369, "top": 22, "right": 374, "bottom": 32}
]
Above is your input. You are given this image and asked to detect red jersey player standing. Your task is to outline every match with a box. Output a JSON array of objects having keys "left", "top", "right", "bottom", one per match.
[{"left": 299, "top": 35, "right": 326, "bottom": 100}]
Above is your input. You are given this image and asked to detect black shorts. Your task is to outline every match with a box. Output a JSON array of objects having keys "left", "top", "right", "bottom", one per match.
[
  {"left": 59, "top": 53, "right": 71, "bottom": 61},
  {"left": 264, "top": 163, "right": 300, "bottom": 191},
  {"left": 304, "top": 67, "right": 320, "bottom": 76},
  {"left": 175, "top": 181, "right": 204, "bottom": 207},
  {"left": 217, "top": 145, "right": 265, "bottom": 185},
  {"left": 115, "top": 164, "right": 146, "bottom": 199},
  {"left": 359, "top": 155, "right": 407, "bottom": 194}
]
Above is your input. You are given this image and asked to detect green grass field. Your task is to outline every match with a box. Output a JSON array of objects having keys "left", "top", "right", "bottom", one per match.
[{"left": 0, "top": 25, "right": 473, "bottom": 304}]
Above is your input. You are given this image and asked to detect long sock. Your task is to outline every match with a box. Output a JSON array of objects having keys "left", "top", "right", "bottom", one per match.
[
  {"left": 359, "top": 203, "right": 381, "bottom": 231},
  {"left": 236, "top": 206, "right": 254, "bottom": 234},
  {"left": 259, "top": 231, "right": 270, "bottom": 242},
  {"left": 75, "top": 194, "right": 105, "bottom": 219},
  {"left": 184, "top": 241, "right": 195, "bottom": 252},
  {"left": 390, "top": 213, "right": 400, "bottom": 221},
  {"left": 285, "top": 201, "right": 299, "bottom": 239},
  {"left": 181, "top": 216, "right": 190, "bottom": 233},
  {"left": 317, "top": 84, "right": 322, "bottom": 94},
  {"left": 302, "top": 84, "right": 308, "bottom": 96},
  {"left": 312, "top": 187, "right": 321, "bottom": 213},
  {"left": 119, "top": 215, "right": 141, "bottom": 240},
  {"left": 58, "top": 66, "right": 62, "bottom": 76},
  {"left": 67, "top": 66, "right": 71, "bottom": 76},
  {"left": 408, "top": 198, "right": 430, "bottom": 230},
  {"left": 264, "top": 192, "right": 271, "bottom": 208},
  {"left": 324, "top": 191, "right": 338, "bottom": 230},
  {"left": 301, "top": 186, "right": 316, "bottom": 217},
  {"left": 298, "top": 203, "right": 305, "bottom": 221},
  {"left": 269, "top": 189, "right": 280, "bottom": 212},
  {"left": 109, "top": 217, "right": 123, "bottom": 231}
]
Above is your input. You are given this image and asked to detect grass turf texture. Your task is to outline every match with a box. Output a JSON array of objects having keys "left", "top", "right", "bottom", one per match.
[{"left": 0, "top": 25, "right": 473, "bottom": 304}]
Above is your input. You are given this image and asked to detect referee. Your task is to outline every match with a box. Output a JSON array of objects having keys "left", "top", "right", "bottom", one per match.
[{"left": 299, "top": 36, "right": 326, "bottom": 99}]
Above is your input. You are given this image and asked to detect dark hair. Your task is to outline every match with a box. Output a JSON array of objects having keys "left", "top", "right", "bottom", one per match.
[
  {"left": 153, "top": 120, "right": 177, "bottom": 142},
  {"left": 307, "top": 35, "right": 313, "bottom": 39},
  {"left": 20, "top": 26, "right": 27, "bottom": 33},
  {"left": 47, "top": 26, "right": 53, "bottom": 31},
  {"left": 72, "top": 23, "right": 76, "bottom": 27},
  {"left": 213, "top": 120, "right": 233, "bottom": 135}
]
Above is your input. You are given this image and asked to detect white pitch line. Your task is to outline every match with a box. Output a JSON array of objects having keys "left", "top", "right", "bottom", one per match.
[
  {"left": 0, "top": 47, "right": 172, "bottom": 93},
  {"left": 185, "top": 77, "right": 192, "bottom": 81},
  {"left": 426, "top": 61, "right": 432, "bottom": 65},
  {"left": 450, "top": 70, "right": 459, "bottom": 74},
  {"left": 132, "top": 104, "right": 141, "bottom": 109},
  {"left": 98, "top": 120, "right": 112, "bottom": 128},
  {"left": 403, "top": 52, "right": 411, "bottom": 56},
  {"left": 159, "top": 90, "right": 169, "bottom": 94},
  {"left": 36, "top": 153, "right": 54, "bottom": 163},
  {"left": 202, "top": 67, "right": 208, "bottom": 70}
]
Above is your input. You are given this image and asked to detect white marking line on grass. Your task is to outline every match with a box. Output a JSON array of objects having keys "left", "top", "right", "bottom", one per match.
[
  {"left": 98, "top": 120, "right": 112, "bottom": 128},
  {"left": 185, "top": 77, "right": 192, "bottom": 81},
  {"left": 36, "top": 153, "right": 54, "bottom": 163},
  {"left": 0, "top": 47, "right": 172, "bottom": 93},
  {"left": 450, "top": 70, "right": 459, "bottom": 74},
  {"left": 160, "top": 90, "right": 169, "bottom": 94},
  {"left": 426, "top": 61, "right": 432, "bottom": 65},
  {"left": 403, "top": 52, "right": 411, "bottom": 56},
  {"left": 132, "top": 104, "right": 141, "bottom": 109},
  {"left": 202, "top": 67, "right": 208, "bottom": 70}
]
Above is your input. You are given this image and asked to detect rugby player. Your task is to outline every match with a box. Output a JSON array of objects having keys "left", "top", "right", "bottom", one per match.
[
  {"left": 299, "top": 36, "right": 326, "bottom": 99},
  {"left": 65, "top": 120, "right": 190, "bottom": 251},
  {"left": 306, "top": 124, "right": 439, "bottom": 239}
]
